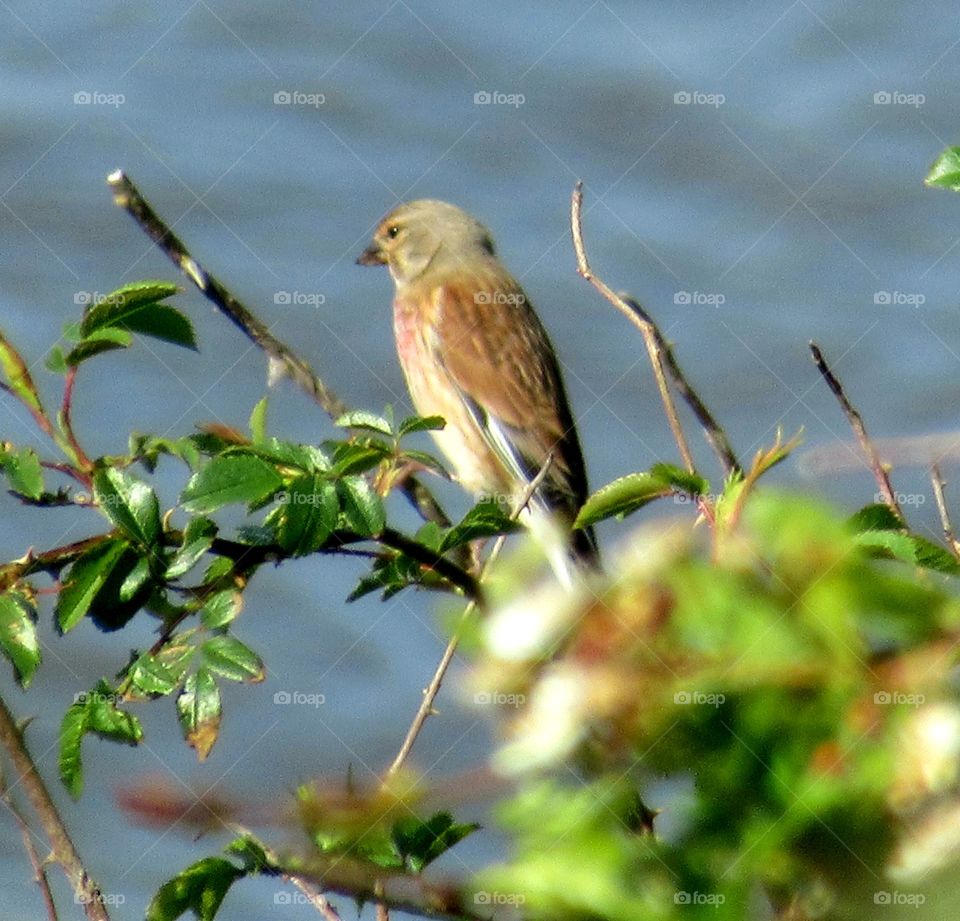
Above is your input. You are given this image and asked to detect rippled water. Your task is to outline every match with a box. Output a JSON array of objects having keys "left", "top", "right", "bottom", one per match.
[{"left": 2, "top": 2, "right": 959, "bottom": 917}]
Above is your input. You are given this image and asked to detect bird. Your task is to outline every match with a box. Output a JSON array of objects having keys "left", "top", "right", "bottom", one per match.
[{"left": 357, "top": 199, "right": 598, "bottom": 578}]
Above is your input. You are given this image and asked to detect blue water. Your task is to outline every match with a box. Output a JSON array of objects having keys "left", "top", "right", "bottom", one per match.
[{"left": 2, "top": 2, "right": 960, "bottom": 917}]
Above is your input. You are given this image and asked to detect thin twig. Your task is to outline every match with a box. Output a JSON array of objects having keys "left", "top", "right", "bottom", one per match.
[
  {"left": 384, "top": 454, "right": 555, "bottom": 781},
  {"left": 106, "top": 170, "right": 450, "bottom": 528},
  {"left": 570, "top": 182, "right": 696, "bottom": 474},
  {"left": 619, "top": 294, "right": 740, "bottom": 476},
  {"left": 0, "top": 693, "right": 109, "bottom": 921},
  {"left": 930, "top": 464, "right": 960, "bottom": 558},
  {"left": 59, "top": 367, "right": 93, "bottom": 475},
  {"left": 5, "top": 790, "right": 58, "bottom": 921},
  {"left": 809, "top": 342, "right": 904, "bottom": 523}
]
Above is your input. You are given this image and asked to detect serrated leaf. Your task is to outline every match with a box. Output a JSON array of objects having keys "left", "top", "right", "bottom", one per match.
[
  {"left": 181, "top": 453, "right": 283, "bottom": 514},
  {"left": 439, "top": 500, "right": 521, "bottom": 553},
  {"left": 0, "top": 330, "right": 47, "bottom": 422},
  {"left": 146, "top": 857, "right": 244, "bottom": 921},
  {"left": 392, "top": 812, "right": 479, "bottom": 873},
  {"left": 0, "top": 591, "right": 40, "bottom": 687},
  {"left": 335, "top": 410, "right": 393, "bottom": 436},
  {"left": 166, "top": 518, "right": 217, "bottom": 579},
  {"left": 94, "top": 467, "right": 162, "bottom": 546},
  {"left": 65, "top": 327, "right": 131, "bottom": 365},
  {"left": 119, "top": 555, "right": 152, "bottom": 602},
  {"left": 2, "top": 446, "right": 44, "bottom": 499},
  {"left": 246, "top": 438, "right": 330, "bottom": 472},
  {"left": 201, "top": 635, "right": 264, "bottom": 683},
  {"left": 277, "top": 475, "right": 338, "bottom": 556},
  {"left": 81, "top": 282, "right": 195, "bottom": 350},
  {"left": 855, "top": 530, "right": 960, "bottom": 574},
  {"left": 177, "top": 668, "right": 221, "bottom": 761},
  {"left": 848, "top": 503, "right": 904, "bottom": 533},
  {"left": 398, "top": 414, "right": 446, "bottom": 437},
  {"left": 248, "top": 396, "right": 268, "bottom": 443},
  {"left": 397, "top": 448, "right": 450, "bottom": 479},
  {"left": 129, "top": 647, "right": 192, "bottom": 697},
  {"left": 338, "top": 475, "right": 385, "bottom": 536},
  {"left": 59, "top": 702, "right": 88, "bottom": 798},
  {"left": 86, "top": 681, "right": 143, "bottom": 745},
  {"left": 55, "top": 539, "right": 129, "bottom": 633},
  {"left": 199, "top": 590, "right": 242, "bottom": 629},
  {"left": 649, "top": 462, "right": 709, "bottom": 497},
  {"left": 925, "top": 147, "right": 960, "bottom": 192},
  {"left": 575, "top": 471, "right": 677, "bottom": 528},
  {"left": 329, "top": 441, "right": 391, "bottom": 475}
]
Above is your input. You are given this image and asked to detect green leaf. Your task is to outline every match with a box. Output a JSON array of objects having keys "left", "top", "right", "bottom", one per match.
[
  {"left": 199, "top": 590, "right": 242, "bottom": 629},
  {"left": 398, "top": 414, "right": 446, "bottom": 437},
  {"left": 146, "top": 857, "right": 244, "bottom": 921},
  {"left": 329, "top": 440, "right": 391, "bottom": 475},
  {"left": 177, "top": 667, "right": 221, "bottom": 761},
  {"left": 129, "top": 645, "right": 194, "bottom": 697},
  {"left": 80, "top": 281, "right": 195, "bottom": 350},
  {"left": 200, "top": 635, "right": 264, "bottom": 683},
  {"left": 335, "top": 410, "right": 394, "bottom": 436},
  {"left": 45, "top": 345, "right": 68, "bottom": 374},
  {"left": 925, "top": 146, "right": 960, "bottom": 192},
  {"left": 392, "top": 812, "right": 479, "bottom": 873},
  {"left": 575, "top": 471, "right": 678, "bottom": 528},
  {"left": 59, "top": 700, "right": 88, "bottom": 798},
  {"left": 848, "top": 503, "right": 904, "bottom": 533},
  {"left": 277, "top": 474, "right": 338, "bottom": 556},
  {"left": 65, "top": 327, "right": 131, "bottom": 365},
  {"left": 248, "top": 396, "right": 268, "bottom": 443},
  {"left": 337, "top": 475, "right": 385, "bottom": 536},
  {"left": 649, "top": 462, "right": 709, "bottom": 497},
  {"left": 86, "top": 681, "right": 143, "bottom": 745},
  {"left": 439, "top": 500, "right": 521, "bottom": 553},
  {"left": 181, "top": 453, "right": 283, "bottom": 514},
  {"left": 1, "top": 446, "right": 44, "bottom": 499},
  {"left": 855, "top": 530, "right": 960, "bottom": 574},
  {"left": 0, "top": 590, "right": 40, "bottom": 687},
  {"left": 166, "top": 517, "right": 217, "bottom": 579},
  {"left": 0, "top": 330, "right": 47, "bottom": 422},
  {"left": 93, "top": 467, "right": 162, "bottom": 546},
  {"left": 56, "top": 539, "right": 129, "bottom": 633}
]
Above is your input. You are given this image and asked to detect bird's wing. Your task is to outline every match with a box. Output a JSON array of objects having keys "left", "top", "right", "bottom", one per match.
[{"left": 427, "top": 264, "right": 588, "bottom": 512}]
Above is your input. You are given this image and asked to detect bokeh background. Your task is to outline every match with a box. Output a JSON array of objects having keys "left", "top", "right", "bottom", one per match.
[{"left": 2, "top": 1, "right": 960, "bottom": 917}]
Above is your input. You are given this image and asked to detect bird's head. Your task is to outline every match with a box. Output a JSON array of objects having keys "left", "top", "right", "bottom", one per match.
[{"left": 357, "top": 199, "right": 496, "bottom": 287}]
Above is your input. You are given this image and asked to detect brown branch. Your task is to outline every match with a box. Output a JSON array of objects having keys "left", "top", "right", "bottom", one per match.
[
  {"left": 619, "top": 294, "right": 740, "bottom": 476},
  {"left": 4, "top": 790, "right": 58, "bottom": 921},
  {"left": 58, "top": 367, "right": 93, "bottom": 475},
  {"left": 570, "top": 182, "right": 696, "bottom": 475},
  {"left": 808, "top": 342, "right": 904, "bottom": 523},
  {"left": 930, "top": 464, "right": 960, "bottom": 558},
  {"left": 105, "top": 170, "right": 450, "bottom": 528},
  {"left": 0, "top": 693, "right": 109, "bottom": 921}
]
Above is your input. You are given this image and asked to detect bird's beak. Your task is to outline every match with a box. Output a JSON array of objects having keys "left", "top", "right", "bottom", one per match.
[{"left": 356, "top": 243, "right": 386, "bottom": 266}]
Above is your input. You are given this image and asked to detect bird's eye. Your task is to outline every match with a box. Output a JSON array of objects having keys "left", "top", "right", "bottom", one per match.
[{"left": 386, "top": 225, "right": 401, "bottom": 239}]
